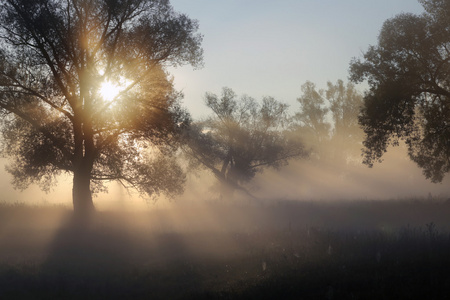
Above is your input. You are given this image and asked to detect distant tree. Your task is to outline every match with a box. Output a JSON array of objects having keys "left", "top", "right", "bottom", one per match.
[
  {"left": 293, "top": 80, "right": 364, "bottom": 163},
  {"left": 294, "top": 81, "right": 331, "bottom": 158},
  {"left": 350, "top": 0, "right": 450, "bottom": 182},
  {"left": 182, "top": 87, "right": 307, "bottom": 198},
  {"left": 0, "top": 0, "right": 203, "bottom": 215},
  {"left": 326, "top": 80, "right": 364, "bottom": 162}
]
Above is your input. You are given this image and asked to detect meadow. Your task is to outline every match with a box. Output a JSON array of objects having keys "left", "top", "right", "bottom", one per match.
[{"left": 1, "top": 198, "right": 450, "bottom": 299}]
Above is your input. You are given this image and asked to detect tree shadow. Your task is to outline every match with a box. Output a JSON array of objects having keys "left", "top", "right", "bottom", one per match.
[
  {"left": 39, "top": 214, "right": 135, "bottom": 298},
  {"left": 44, "top": 215, "right": 130, "bottom": 268},
  {"left": 39, "top": 212, "right": 205, "bottom": 299}
]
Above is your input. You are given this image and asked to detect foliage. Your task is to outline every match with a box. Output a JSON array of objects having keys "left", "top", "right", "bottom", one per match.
[
  {"left": 349, "top": 0, "right": 450, "bottom": 182},
  {"left": 294, "top": 81, "right": 330, "bottom": 149},
  {"left": 182, "top": 87, "right": 306, "bottom": 197},
  {"left": 295, "top": 81, "right": 330, "bottom": 142},
  {"left": 327, "top": 80, "right": 364, "bottom": 161},
  {"left": 294, "top": 80, "right": 364, "bottom": 162},
  {"left": 0, "top": 0, "right": 203, "bottom": 211}
]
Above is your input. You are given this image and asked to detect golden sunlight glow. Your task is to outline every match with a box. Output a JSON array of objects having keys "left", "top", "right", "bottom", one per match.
[{"left": 99, "top": 80, "right": 122, "bottom": 102}]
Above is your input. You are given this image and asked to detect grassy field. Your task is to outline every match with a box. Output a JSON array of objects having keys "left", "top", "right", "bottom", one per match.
[{"left": 1, "top": 199, "right": 450, "bottom": 299}]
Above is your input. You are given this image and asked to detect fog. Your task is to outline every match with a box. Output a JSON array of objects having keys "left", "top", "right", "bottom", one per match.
[
  {"left": 2, "top": 144, "right": 450, "bottom": 298},
  {"left": 179, "top": 144, "right": 450, "bottom": 205},
  {"left": 252, "top": 147, "right": 450, "bottom": 201},
  {"left": 1, "top": 140, "right": 450, "bottom": 211}
]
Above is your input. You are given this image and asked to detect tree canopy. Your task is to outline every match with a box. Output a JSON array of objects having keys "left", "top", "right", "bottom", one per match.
[
  {"left": 326, "top": 80, "right": 364, "bottom": 162},
  {"left": 294, "top": 80, "right": 363, "bottom": 163},
  {"left": 0, "top": 0, "right": 203, "bottom": 214},
  {"left": 182, "top": 87, "right": 306, "bottom": 198},
  {"left": 350, "top": 0, "right": 450, "bottom": 182},
  {"left": 294, "top": 81, "right": 330, "bottom": 151}
]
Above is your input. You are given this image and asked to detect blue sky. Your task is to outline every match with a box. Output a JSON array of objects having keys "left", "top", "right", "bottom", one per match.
[{"left": 169, "top": 0, "right": 424, "bottom": 118}]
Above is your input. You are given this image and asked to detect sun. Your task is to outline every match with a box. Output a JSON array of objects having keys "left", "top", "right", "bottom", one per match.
[{"left": 99, "top": 80, "right": 122, "bottom": 102}]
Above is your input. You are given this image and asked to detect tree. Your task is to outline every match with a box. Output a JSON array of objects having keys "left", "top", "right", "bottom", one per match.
[
  {"left": 294, "top": 81, "right": 331, "bottom": 158},
  {"left": 350, "top": 0, "right": 450, "bottom": 182},
  {"left": 293, "top": 80, "right": 364, "bottom": 163},
  {"left": 182, "top": 87, "right": 307, "bottom": 198},
  {"left": 0, "top": 0, "right": 203, "bottom": 215},
  {"left": 326, "top": 80, "right": 364, "bottom": 162}
]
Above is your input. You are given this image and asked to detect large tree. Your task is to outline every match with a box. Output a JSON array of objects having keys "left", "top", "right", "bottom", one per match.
[
  {"left": 350, "top": 0, "right": 450, "bottom": 182},
  {"left": 0, "top": 0, "right": 203, "bottom": 214},
  {"left": 182, "top": 87, "right": 306, "bottom": 198}
]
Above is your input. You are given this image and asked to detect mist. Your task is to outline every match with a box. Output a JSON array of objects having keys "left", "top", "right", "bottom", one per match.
[
  {"left": 252, "top": 146, "right": 450, "bottom": 201},
  {"left": 177, "top": 142, "right": 450, "bottom": 206},
  {"left": 2, "top": 129, "right": 450, "bottom": 299},
  {"left": 2, "top": 141, "right": 450, "bottom": 210}
]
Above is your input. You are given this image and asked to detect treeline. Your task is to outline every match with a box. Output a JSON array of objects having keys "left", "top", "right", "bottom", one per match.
[{"left": 180, "top": 80, "right": 365, "bottom": 198}]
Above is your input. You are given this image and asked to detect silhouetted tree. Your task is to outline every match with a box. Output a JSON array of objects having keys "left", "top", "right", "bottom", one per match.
[
  {"left": 0, "top": 0, "right": 203, "bottom": 215},
  {"left": 182, "top": 87, "right": 306, "bottom": 198},
  {"left": 350, "top": 0, "right": 449, "bottom": 182}
]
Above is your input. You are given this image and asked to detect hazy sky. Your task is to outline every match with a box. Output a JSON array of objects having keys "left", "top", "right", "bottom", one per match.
[{"left": 169, "top": 0, "right": 424, "bottom": 118}]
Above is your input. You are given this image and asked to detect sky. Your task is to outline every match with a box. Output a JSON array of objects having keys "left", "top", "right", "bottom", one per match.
[{"left": 169, "top": 0, "right": 425, "bottom": 118}]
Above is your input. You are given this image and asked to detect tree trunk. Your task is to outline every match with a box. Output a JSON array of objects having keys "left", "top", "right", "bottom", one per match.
[
  {"left": 72, "top": 165, "right": 95, "bottom": 217},
  {"left": 219, "top": 180, "right": 236, "bottom": 200}
]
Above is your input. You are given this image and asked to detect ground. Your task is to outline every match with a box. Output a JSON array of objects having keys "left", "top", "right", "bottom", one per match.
[{"left": 1, "top": 199, "right": 450, "bottom": 299}]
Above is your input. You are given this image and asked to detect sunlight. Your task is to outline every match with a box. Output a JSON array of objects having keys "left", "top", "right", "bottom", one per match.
[{"left": 99, "top": 80, "right": 122, "bottom": 102}]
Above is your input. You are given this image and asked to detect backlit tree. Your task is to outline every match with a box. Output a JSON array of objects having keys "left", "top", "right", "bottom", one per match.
[
  {"left": 182, "top": 88, "right": 307, "bottom": 198},
  {"left": 0, "top": 0, "right": 203, "bottom": 214}
]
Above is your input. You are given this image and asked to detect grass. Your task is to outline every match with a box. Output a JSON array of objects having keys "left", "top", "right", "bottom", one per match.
[{"left": 1, "top": 199, "right": 450, "bottom": 299}]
